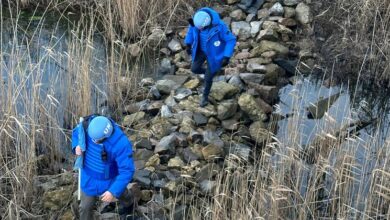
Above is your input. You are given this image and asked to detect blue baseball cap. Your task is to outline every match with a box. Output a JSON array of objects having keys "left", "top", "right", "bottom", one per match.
[
  {"left": 87, "top": 116, "right": 113, "bottom": 142},
  {"left": 194, "top": 11, "right": 211, "bottom": 29}
]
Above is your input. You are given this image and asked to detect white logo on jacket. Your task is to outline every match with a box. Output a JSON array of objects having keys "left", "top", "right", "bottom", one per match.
[{"left": 214, "top": 41, "right": 221, "bottom": 47}]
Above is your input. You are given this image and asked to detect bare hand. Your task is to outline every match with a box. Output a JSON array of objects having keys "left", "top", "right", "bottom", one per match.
[
  {"left": 100, "top": 191, "right": 116, "bottom": 203},
  {"left": 75, "top": 146, "right": 82, "bottom": 156}
]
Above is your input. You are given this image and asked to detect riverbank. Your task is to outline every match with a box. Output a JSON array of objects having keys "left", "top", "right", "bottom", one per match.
[{"left": 1, "top": 0, "right": 390, "bottom": 220}]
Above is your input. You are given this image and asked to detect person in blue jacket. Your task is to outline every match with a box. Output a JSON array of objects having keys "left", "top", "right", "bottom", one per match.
[
  {"left": 185, "top": 7, "right": 237, "bottom": 107},
  {"left": 72, "top": 115, "right": 135, "bottom": 219}
]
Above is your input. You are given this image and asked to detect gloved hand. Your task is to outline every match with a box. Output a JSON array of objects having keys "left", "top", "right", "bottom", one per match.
[
  {"left": 185, "top": 44, "right": 192, "bottom": 55},
  {"left": 221, "top": 57, "right": 230, "bottom": 67}
]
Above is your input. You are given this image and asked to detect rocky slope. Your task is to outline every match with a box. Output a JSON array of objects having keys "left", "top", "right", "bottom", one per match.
[{"left": 37, "top": 0, "right": 315, "bottom": 219}]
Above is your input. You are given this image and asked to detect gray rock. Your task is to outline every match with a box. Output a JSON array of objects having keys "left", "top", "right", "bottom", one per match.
[
  {"left": 223, "top": 16, "right": 232, "bottom": 27},
  {"left": 140, "top": 77, "right": 155, "bottom": 87},
  {"left": 135, "top": 139, "right": 153, "bottom": 150},
  {"left": 179, "top": 96, "right": 217, "bottom": 117},
  {"left": 168, "top": 38, "right": 182, "bottom": 52},
  {"left": 189, "top": 130, "right": 203, "bottom": 144},
  {"left": 182, "top": 147, "right": 201, "bottom": 163},
  {"left": 165, "top": 93, "right": 178, "bottom": 107},
  {"left": 134, "top": 149, "right": 154, "bottom": 161},
  {"left": 200, "top": 180, "right": 215, "bottom": 194},
  {"left": 202, "top": 144, "right": 224, "bottom": 160},
  {"left": 123, "top": 112, "right": 145, "bottom": 126},
  {"left": 195, "top": 163, "right": 221, "bottom": 182},
  {"left": 193, "top": 113, "right": 208, "bottom": 126},
  {"left": 160, "top": 47, "right": 171, "bottom": 56},
  {"left": 269, "top": 2, "right": 284, "bottom": 16},
  {"left": 250, "top": 21, "right": 262, "bottom": 37},
  {"left": 156, "top": 79, "right": 178, "bottom": 95},
  {"left": 284, "top": 7, "right": 296, "bottom": 18},
  {"left": 153, "top": 179, "right": 167, "bottom": 188},
  {"left": 161, "top": 105, "right": 173, "bottom": 118},
  {"left": 238, "top": 93, "right": 267, "bottom": 121},
  {"left": 283, "top": 0, "right": 299, "bottom": 6},
  {"left": 174, "top": 88, "right": 192, "bottom": 101},
  {"left": 228, "top": 75, "right": 245, "bottom": 90},
  {"left": 222, "top": 118, "right": 239, "bottom": 130},
  {"left": 168, "top": 156, "right": 185, "bottom": 168},
  {"left": 150, "top": 86, "right": 162, "bottom": 100},
  {"left": 163, "top": 75, "right": 189, "bottom": 86},
  {"left": 100, "top": 213, "right": 120, "bottom": 220},
  {"left": 159, "top": 58, "right": 174, "bottom": 75},
  {"left": 148, "top": 28, "right": 166, "bottom": 46},
  {"left": 257, "top": 29, "right": 280, "bottom": 41},
  {"left": 257, "top": 8, "right": 270, "bottom": 19},
  {"left": 251, "top": 40, "right": 289, "bottom": 57},
  {"left": 227, "top": 0, "right": 240, "bottom": 4},
  {"left": 230, "top": 9, "right": 246, "bottom": 21},
  {"left": 146, "top": 101, "right": 164, "bottom": 115},
  {"left": 155, "top": 134, "right": 177, "bottom": 154},
  {"left": 240, "top": 73, "right": 266, "bottom": 84},
  {"left": 231, "top": 21, "right": 251, "bottom": 40},
  {"left": 246, "top": 13, "right": 257, "bottom": 22},
  {"left": 203, "top": 130, "right": 224, "bottom": 148},
  {"left": 229, "top": 142, "right": 251, "bottom": 161},
  {"left": 217, "top": 99, "right": 238, "bottom": 120},
  {"left": 247, "top": 63, "right": 267, "bottom": 73},
  {"left": 296, "top": 3, "right": 312, "bottom": 25},
  {"left": 151, "top": 119, "right": 173, "bottom": 139},
  {"left": 128, "top": 43, "right": 141, "bottom": 57},
  {"left": 249, "top": 121, "right": 270, "bottom": 143},
  {"left": 210, "top": 81, "right": 240, "bottom": 101},
  {"left": 43, "top": 186, "right": 73, "bottom": 211}
]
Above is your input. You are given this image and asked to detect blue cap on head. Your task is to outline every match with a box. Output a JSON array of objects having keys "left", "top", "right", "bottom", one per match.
[
  {"left": 87, "top": 116, "right": 113, "bottom": 141},
  {"left": 194, "top": 11, "right": 211, "bottom": 29}
]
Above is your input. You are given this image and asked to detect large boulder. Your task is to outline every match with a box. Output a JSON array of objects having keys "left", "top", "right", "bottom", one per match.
[
  {"left": 231, "top": 21, "right": 251, "bottom": 40},
  {"left": 217, "top": 99, "right": 238, "bottom": 120},
  {"left": 238, "top": 93, "right": 267, "bottom": 121},
  {"left": 239, "top": 73, "right": 265, "bottom": 84},
  {"left": 163, "top": 75, "right": 189, "bottom": 87},
  {"left": 251, "top": 40, "right": 289, "bottom": 57},
  {"left": 122, "top": 112, "right": 145, "bottom": 126},
  {"left": 210, "top": 81, "right": 240, "bottom": 101},
  {"left": 156, "top": 79, "right": 178, "bottom": 95},
  {"left": 179, "top": 96, "right": 217, "bottom": 117}
]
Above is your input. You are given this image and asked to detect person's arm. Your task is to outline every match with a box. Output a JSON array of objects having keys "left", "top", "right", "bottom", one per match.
[
  {"left": 107, "top": 137, "right": 135, "bottom": 198},
  {"left": 220, "top": 23, "right": 237, "bottom": 58},
  {"left": 71, "top": 126, "right": 79, "bottom": 154},
  {"left": 184, "top": 18, "right": 195, "bottom": 46}
]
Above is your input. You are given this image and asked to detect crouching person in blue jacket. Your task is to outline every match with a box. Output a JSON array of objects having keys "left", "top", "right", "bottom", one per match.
[
  {"left": 72, "top": 115, "right": 135, "bottom": 219},
  {"left": 185, "top": 7, "right": 237, "bottom": 107}
]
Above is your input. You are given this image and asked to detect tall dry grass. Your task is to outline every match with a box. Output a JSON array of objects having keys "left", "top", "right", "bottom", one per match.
[{"left": 316, "top": 0, "right": 390, "bottom": 87}]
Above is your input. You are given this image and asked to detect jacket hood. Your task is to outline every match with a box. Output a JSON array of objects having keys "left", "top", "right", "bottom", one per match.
[{"left": 198, "top": 7, "right": 221, "bottom": 25}]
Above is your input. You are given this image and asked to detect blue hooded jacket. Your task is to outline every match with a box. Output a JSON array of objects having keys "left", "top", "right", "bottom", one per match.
[
  {"left": 185, "top": 7, "right": 237, "bottom": 74},
  {"left": 72, "top": 116, "right": 135, "bottom": 198}
]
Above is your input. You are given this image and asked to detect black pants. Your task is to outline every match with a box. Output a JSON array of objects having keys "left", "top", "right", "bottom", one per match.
[
  {"left": 191, "top": 50, "right": 214, "bottom": 99},
  {"left": 79, "top": 189, "right": 135, "bottom": 220}
]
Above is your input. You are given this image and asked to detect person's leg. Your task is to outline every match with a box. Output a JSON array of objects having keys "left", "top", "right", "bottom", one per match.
[
  {"left": 200, "top": 65, "right": 215, "bottom": 107},
  {"left": 79, "top": 191, "right": 97, "bottom": 220},
  {"left": 191, "top": 50, "right": 207, "bottom": 75}
]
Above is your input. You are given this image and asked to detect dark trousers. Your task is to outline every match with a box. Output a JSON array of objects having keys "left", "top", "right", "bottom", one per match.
[
  {"left": 191, "top": 50, "right": 214, "bottom": 99},
  {"left": 79, "top": 189, "right": 135, "bottom": 220}
]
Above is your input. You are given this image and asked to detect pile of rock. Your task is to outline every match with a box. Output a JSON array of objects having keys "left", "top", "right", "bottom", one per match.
[{"left": 36, "top": 1, "right": 314, "bottom": 219}]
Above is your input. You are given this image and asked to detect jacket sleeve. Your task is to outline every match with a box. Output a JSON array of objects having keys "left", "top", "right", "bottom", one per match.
[
  {"left": 108, "top": 137, "right": 136, "bottom": 198},
  {"left": 71, "top": 126, "right": 79, "bottom": 154},
  {"left": 220, "top": 23, "right": 236, "bottom": 58},
  {"left": 184, "top": 26, "right": 194, "bottom": 46}
]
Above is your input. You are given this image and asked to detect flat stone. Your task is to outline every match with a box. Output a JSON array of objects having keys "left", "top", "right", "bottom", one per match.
[
  {"left": 257, "top": 8, "right": 270, "bottom": 19},
  {"left": 174, "top": 88, "right": 192, "bottom": 101},
  {"left": 235, "top": 51, "right": 251, "bottom": 60},
  {"left": 217, "top": 99, "right": 238, "bottom": 120},
  {"left": 134, "top": 149, "right": 154, "bottom": 161},
  {"left": 163, "top": 75, "right": 189, "bottom": 86},
  {"left": 280, "top": 18, "right": 298, "bottom": 27},
  {"left": 257, "top": 28, "right": 280, "bottom": 41},
  {"left": 184, "top": 78, "right": 200, "bottom": 90},
  {"left": 168, "top": 38, "right": 182, "bottom": 52},
  {"left": 122, "top": 112, "right": 145, "bottom": 126},
  {"left": 238, "top": 93, "right": 267, "bottom": 121},
  {"left": 176, "top": 68, "right": 192, "bottom": 75},
  {"left": 283, "top": 0, "right": 299, "bottom": 6},
  {"left": 251, "top": 40, "right": 289, "bottom": 57},
  {"left": 228, "top": 75, "right": 245, "bottom": 90},
  {"left": 210, "top": 81, "right": 240, "bottom": 101},
  {"left": 239, "top": 73, "right": 266, "bottom": 84},
  {"left": 231, "top": 21, "right": 251, "bottom": 40},
  {"left": 156, "top": 79, "right": 178, "bottom": 95},
  {"left": 161, "top": 105, "right": 173, "bottom": 118},
  {"left": 179, "top": 96, "right": 217, "bottom": 117},
  {"left": 135, "top": 138, "right": 153, "bottom": 150}
]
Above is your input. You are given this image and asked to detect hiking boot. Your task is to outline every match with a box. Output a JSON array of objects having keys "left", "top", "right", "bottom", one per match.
[{"left": 199, "top": 95, "right": 209, "bottom": 107}]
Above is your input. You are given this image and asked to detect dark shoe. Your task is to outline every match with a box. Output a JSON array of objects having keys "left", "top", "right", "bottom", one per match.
[{"left": 199, "top": 96, "right": 209, "bottom": 107}]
